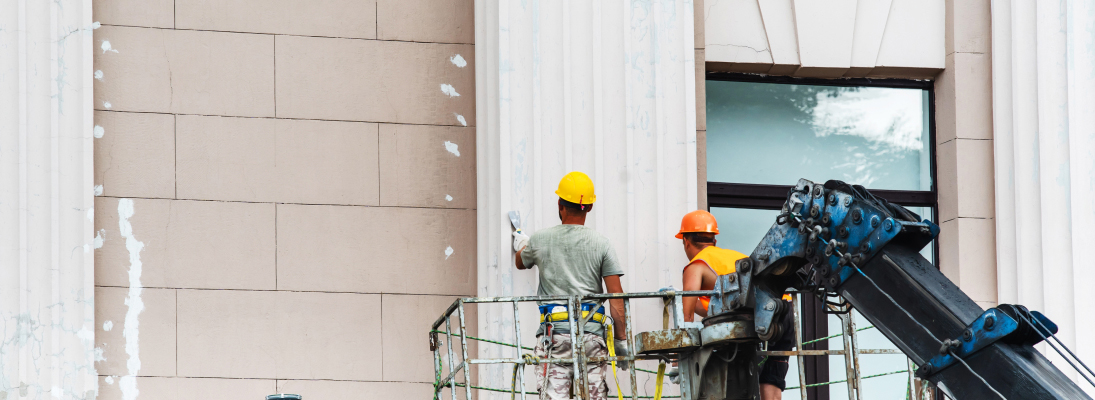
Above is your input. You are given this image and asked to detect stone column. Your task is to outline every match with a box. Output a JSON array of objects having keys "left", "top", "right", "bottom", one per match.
[
  {"left": 475, "top": 0, "right": 697, "bottom": 395},
  {"left": 0, "top": 0, "right": 98, "bottom": 399},
  {"left": 992, "top": 0, "right": 1095, "bottom": 393}
]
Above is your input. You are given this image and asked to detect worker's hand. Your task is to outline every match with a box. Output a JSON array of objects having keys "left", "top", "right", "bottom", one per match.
[
  {"left": 512, "top": 231, "right": 530, "bottom": 252},
  {"left": 613, "top": 339, "right": 631, "bottom": 371},
  {"left": 667, "top": 366, "right": 680, "bottom": 384}
]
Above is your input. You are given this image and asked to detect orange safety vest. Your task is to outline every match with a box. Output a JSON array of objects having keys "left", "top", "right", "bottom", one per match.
[{"left": 687, "top": 246, "right": 792, "bottom": 312}]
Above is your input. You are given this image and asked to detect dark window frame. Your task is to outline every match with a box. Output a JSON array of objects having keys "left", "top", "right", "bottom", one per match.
[{"left": 704, "top": 72, "right": 939, "bottom": 400}]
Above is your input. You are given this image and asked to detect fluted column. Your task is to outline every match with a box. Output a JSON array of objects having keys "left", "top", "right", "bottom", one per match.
[
  {"left": 0, "top": 0, "right": 98, "bottom": 399},
  {"left": 476, "top": 0, "right": 697, "bottom": 396},
  {"left": 992, "top": 0, "right": 1095, "bottom": 393}
]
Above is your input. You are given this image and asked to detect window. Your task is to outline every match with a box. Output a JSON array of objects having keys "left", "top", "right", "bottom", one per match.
[{"left": 705, "top": 73, "right": 937, "bottom": 400}]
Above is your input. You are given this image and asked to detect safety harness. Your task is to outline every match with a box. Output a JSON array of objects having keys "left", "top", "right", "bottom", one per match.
[{"left": 537, "top": 303, "right": 626, "bottom": 400}]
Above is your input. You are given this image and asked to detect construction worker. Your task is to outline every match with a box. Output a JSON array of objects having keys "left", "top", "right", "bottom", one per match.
[
  {"left": 513, "top": 171, "right": 629, "bottom": 400},
  {"left": 675, "top": 210, "right": 795, "bottom": 400}
]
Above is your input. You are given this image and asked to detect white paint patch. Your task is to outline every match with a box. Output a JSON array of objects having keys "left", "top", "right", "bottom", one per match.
[
  {"left": 445, "top": 195, "right": 453, "bottom": 202},
  {"left": 454, "top": 113, "right": 467, "bottom": 126},
  {"left": 103, "top": 320, "right": 114, "bottom": 331},
  {"left": 101, "top": 40, "right": 118, "bottom": 54},
  {"left": 440, "top": 84, "right": 460, "bottom": 97},
  {"left": 87, "top": 207, "right": 94, "bottom": 221},
  {"left": 450, "top": 54, "right": 467, "bottom": 68},
  {"left": 92, "top": 21, "right": 101, "bottom": 29},
  {"left": 444, "top": 141, "right": 460, "bottom": 157},
  {"left": 94, "top": 185, "right": 104, "bottom": 196},
  {"left": 445, "top": 246, "right": 454, "bottom": 259},
  {"left": 51, "top": 387, "right": 63, "bottom": 398},
  {"left": 94, "top": 125, "right": 105, "bottom": 138},
  {"left": 94, "top": 229, "right": 106, "bottom": 249},
  {"left": 103, "top": 101, "right": 112, "bottom": 109},
  {"left": 94, "top": 70, "right": 104, "bottom": 81},
  {"left": 105, "top": 376, "right": 115, "bottom": 385},
  {"left": 118, "top": 198, "right": 145, "bottom": 400},
  {"left": 94, "top": 347, "right": 106, "bottom": 362}
]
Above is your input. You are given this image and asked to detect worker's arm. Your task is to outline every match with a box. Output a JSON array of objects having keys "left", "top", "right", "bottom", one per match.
[
  {"left": 682, "top": 261, "right": 706, "bottom": 323},
  {"left": 515, "top": 248, "right": 529, "bottom": 269},
  {"left": 603, "top": 274, "right": 627, "bottom": 340}
]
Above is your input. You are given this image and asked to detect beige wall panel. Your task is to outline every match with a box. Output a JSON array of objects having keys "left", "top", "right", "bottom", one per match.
[
  {"left": 695, "top": 0, "right": 705, "bottom": 49},
  {"left": 275, "top": 34, "right": 475, "bottom": 126},
  {"left": 945, "top": 0, "right": 990, "bottom": 55},
  {"left": 938, "top": 218, "right": 997, "bottom": 304},
  {"left": 379, "top": 124, "right": 475, "bottom": 208},
  {"left": 275, "top": 380, "right": 434, "bottom": 400},
  {"left": 95, "top": 287, "right": 176, "bottom": 377},
  {"left": 97, "top": 376, "right": 275, "bottom": 400},
  {"left": 377, "top": 0, "right": 474, "bottom": 44},
  {"left": 756, "top": 0, "right": 800, "bottom": 66},
  {"left": 93, "top": 111, "right": 175, "bottom": 199},
  {"left": 176, "top": 0, "right": 377, "bottom": 39},
  {"left": 93, "top": 0, "right": 174, "bottom": 28},
  {"left": 848, "top": 0, "right": 892, "bottom": 69},
  {"left": 382, "top": 294, "right": 478, "bottom": 383},
  {"left": 696, "top": 49, "right": 706, "bottom": 131},
  {"left": 95, "top": 197, "right": 276, "bottom": 290},
  {"left": 276, "top": 204, "right": 476, "bottom": 295},
  {"left": 936, "top": 53, "right": 992, "bottom": 144},
  {"left": 176, "top": 115, "right": 380, "bottom": 205},
  {"left": 791, "top": 0, "right": 856, "bottom": 70},
  {"left": 698, "top": 130, "right": 707, "bottom": 210},
  {"left": 177, "top": 290, "right": 383, "bottom": 380},
  {"left": 93, "top": 26, "right": 274, "bottom": 117},
  {"left": 937, "top": 139, "right": 995, "bottom": 222}
]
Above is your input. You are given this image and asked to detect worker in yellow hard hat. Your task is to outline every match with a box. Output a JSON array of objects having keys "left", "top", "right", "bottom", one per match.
[
  {"left": 513, "top": 171, "right": 628, "bottom": 400},
  {"left": 674, "top": 210, "right": 795, "bottom": 400}
]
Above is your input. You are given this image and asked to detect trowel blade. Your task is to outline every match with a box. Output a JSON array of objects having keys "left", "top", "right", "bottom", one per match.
[{"left": 508, "top": 211, "right": 522, "bottom": 232}]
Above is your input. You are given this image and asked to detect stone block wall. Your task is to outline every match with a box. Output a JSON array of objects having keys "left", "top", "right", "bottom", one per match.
[{"left": 91, "top": 1, "right": 476, "bottom": 398}]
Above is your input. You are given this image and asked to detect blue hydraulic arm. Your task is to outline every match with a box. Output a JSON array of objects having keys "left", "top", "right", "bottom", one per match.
[{"left": 706, "top": 179, "right": 1092, "bottom": 399}]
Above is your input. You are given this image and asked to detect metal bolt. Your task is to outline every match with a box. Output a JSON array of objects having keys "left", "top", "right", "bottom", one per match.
[
  {"left": 870, "top": 215, "right": 881, "bottom": 228},
  {"left": 728, "top": 274, "right": 736, "bottom": 283},
  {"left": 757, "top": 326, "right": 768, "bottom": 334},
  {"left": 962, "top": 329, "right": 973, "bottom": 342},
  {"left": 739, "top": 258, "right": 752, "bottom": 272},
  {"left": 838, "top": 226, "right": 849, "bottom": 238},
  {"left": 810, "top": 204, "right": 820, "bottom": 218},
  {"left": 806, "top": 246, "right": 815, "bottom": 256},
  {"left": 814, "top": 186, "right": 823, "bottom": 198},
  {"left": 851, "top": 209, "right": 863, "bottom": 224},
  {"left": 819, "top": 265, "right": 830, "bottom": 276},
  {"left": 843, "top": 197, "right": 853, "bottom": 207},
  {"left": 828, "top": 277, "right": 839, "bottom": 287},
  {"left": 821, "top": 213, "right": 832, "bottom": 225},
  {"left": 765, "top": 301, "right": 776, "bottom": 311},
  {"left": 883, "top": 219, "right": 894, "bottom": 232},
  {"left": 984, "top": 314, "right": 996, "bottom": 330},
  {"left": 828, "top": 195, "right": 838, "bottom": 206}
]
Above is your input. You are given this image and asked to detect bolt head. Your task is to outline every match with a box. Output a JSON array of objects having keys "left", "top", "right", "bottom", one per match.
[
  {"left": 883, "top": 219, "right": 894, "bottom": 231},
  {"left": 851, "top": 209, "right": 863, "bottom": 224},
  {"left": 728, "top": 274, "right": 736, "bottom": 283},
  {"left": 757, "top": 326, "right": 767, "bottom": 334},
  {"left": 828, "top": 195, "right": 838, "bottom": 206},
  {"left": 739, "top": 259, "right": 752, "bottom": 272},
  {"left": 870, "top": 215, "right": 881, "bottom": 228},
  {"left": 984, "top": 314, "right": 996, "bottom": 330},
  {"left": 843, "top": 197, "right": 853, "bottom": 206},
  {"left": 962, "top": 329, "right": 973, "bottom": 342}
]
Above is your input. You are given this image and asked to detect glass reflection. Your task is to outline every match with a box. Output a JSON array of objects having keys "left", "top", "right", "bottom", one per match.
[{"left": 706, "top": 81, "right": 932, "bottom": 191}]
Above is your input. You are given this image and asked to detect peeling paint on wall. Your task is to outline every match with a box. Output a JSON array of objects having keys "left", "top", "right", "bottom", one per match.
[
  {"left": 117, "top": 199, "right": 144, "bottom": 400},
  {"left": 93, "top": 125, "right": 104, "bottom": 138},
  {"left": 454, "top": 113, "right": 467, "bottom": 126},
  {"left": 446, "top": 194, "right": 453, "bottom": 201},
  {"left": 103, "top": 101, "right": 112, "bottom": 109},
  {"left": 450, "top": 54, "right": 467, "bottom": 68},
  {"left": 444, "top": 141, "right": 460, "bottom": 157},
  {"left": 94, "top": 185, "right": 103, "bottom": 196},
  {"left": 94, "top": 70, "right": 103, "bottom": 81},
  {"left": 445, "top": 246, "right": 454, "bottom": 259},
  {"left": 440, "top": 84, "right": 460, "bottom": 97},
  {"left": 100, "top": 40, "right": 118, "bottom": 54},
  {"left": 103, "top": 321, "right": 113, "bottom": 332}
]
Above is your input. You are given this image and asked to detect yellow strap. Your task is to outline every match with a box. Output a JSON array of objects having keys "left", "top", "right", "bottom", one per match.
[
  {"left": 606, "top": 323, "right": 624, "bottom": 400},
  {"left": 654, "top": 362, "right": 666, "bottom": 400},
  {"left": 540, "top": 310, "right": 608, "bottom": 324}
]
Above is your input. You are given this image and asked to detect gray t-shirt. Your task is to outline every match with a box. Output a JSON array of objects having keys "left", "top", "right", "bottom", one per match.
[{"left": 520, "top": 224, "right": 624, "bottom": 335}]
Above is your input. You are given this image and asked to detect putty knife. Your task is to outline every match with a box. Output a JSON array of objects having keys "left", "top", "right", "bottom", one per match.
[{"left": 508, "top": 211, "right": 522, "bottom": 233}]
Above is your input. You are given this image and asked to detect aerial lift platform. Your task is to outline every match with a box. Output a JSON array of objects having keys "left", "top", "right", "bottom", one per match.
[{"left": 431, "top": 179, "right": 1094, "bottom": 400}]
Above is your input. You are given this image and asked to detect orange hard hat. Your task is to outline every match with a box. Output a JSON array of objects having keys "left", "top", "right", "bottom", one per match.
[{"left": 676, "top": 210, "right": 719, "bottom": 239}]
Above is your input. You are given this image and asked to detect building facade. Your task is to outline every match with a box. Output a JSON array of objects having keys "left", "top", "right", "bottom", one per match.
[{"left": 1, "top": 0, "right": 1092, "bottom": 399}]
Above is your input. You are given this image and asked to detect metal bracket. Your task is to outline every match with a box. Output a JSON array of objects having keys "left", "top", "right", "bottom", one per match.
[{"left": 918, "top": 307, "right": 1058, "bottom": 378}]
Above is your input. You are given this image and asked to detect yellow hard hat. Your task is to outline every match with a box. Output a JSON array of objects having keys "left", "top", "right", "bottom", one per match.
[{"left": 555, "top": 171, "right": 597, "bottom": 205}]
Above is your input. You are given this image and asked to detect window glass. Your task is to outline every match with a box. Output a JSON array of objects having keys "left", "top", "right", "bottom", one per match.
[{"left": 706, "top": 81, "right": 932, "bottom": 191}]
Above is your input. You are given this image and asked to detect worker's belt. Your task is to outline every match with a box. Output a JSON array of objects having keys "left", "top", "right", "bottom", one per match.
[{"left": 538, "top": 303, "right": 608, "bottom": 325}]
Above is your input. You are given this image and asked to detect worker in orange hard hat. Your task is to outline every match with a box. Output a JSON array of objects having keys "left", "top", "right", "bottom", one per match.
[{"left": 673, "top": 210, "right": 795, "bottom": 400}]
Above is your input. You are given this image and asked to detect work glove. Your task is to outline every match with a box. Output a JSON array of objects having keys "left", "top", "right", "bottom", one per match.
[
  {"left": 658, "top": 286, "right": 676, "bottom": 293},
  {"left": 667, "top": 366, "right": 681, "bottom": 385},
  {"left": 613, "top": 339, "right": 631, "bottom": 371},
  {"left": 513, "top": 231, "right": 530, "bottom": 252}
]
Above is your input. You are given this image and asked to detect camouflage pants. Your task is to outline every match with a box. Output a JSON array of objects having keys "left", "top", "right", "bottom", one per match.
[{"left": 534, "top": 333, "right": 609, "bottom": 400}]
